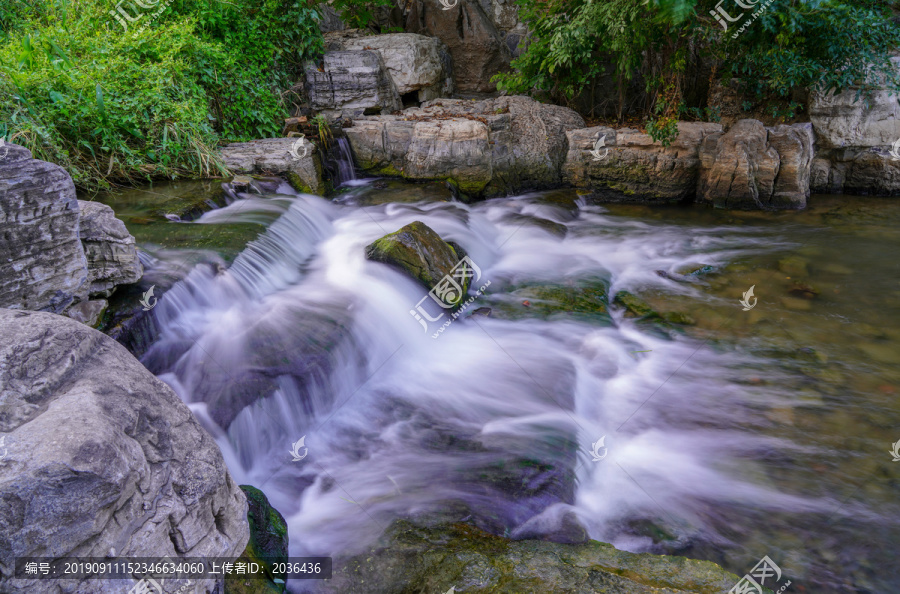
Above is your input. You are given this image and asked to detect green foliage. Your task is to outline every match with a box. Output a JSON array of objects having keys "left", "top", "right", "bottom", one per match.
[
  {"left": 0, "top": 0, "right": 385, "bottom": 190},
  {"left": 497, "top": 0, "right": 900, "bottom": 137}
]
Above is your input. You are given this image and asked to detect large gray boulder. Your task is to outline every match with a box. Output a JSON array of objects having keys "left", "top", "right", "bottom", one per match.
[
  {"left": 0, "top": 308, "right": 249, "bottom": 593},
  {"left": 326, "top": 31, "right": 453, "bottom": 103},
  {"left": 0, "top": 143, "right": 88, "bottom": 313},
  {"left": 220, "top": 138, "right": 328, "bottom": 195},
  {"left": 562, "top": 122, "right": 723, "bottom": 204},
  {"left": 305, "top": 50, "right": 403, "bottom": 114},
  {"left": 404, "top": 0, "right": 511, "bottom": 93},
  {"left": 344, "top": 95, "right": 584, "bottom": 198},
  {"left": 697, "top": 119, "right": 814, "bottom": 209},
  {"left": 78, "top": 200, "right": 142, "bottom": 297}
]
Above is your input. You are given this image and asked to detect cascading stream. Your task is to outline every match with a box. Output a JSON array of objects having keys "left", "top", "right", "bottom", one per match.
[{"left": 139, "top": 182, "right": 898, "bottom": 593}]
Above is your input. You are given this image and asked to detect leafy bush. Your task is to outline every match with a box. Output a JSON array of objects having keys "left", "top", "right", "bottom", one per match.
[
  {"left": 0, "top": 0, "right": 349, "bottom": 190},
  {"left": 496, "top": 0, "right": 900, "bottom": 141}
]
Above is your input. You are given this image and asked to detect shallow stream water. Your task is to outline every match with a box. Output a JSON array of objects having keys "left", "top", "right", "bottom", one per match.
[{"left": 94, "top": 178, "right": 900, "bottom": 594}]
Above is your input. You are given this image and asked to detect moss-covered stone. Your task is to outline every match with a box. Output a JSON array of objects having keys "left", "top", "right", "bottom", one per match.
[
  {"left": 485, "top": 280, "right": 612, "bottom": 324},
  {"left": 225, "top": 486, "right": 288, "bottom": 594},
  {"left": 365, "top": 221, "right": 467, "bottom": 295},
  {"left": 319, "top": 520, "right": 743, "bottom": 593},
  {"left": 613, "top": 291, "right": 696, "bottom": 328}
]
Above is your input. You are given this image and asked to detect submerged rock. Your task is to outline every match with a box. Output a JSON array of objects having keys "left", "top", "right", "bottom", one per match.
[
  {"left": 0, "top": 309, "right": 249, "bottom": 593},
  {"left": 485, "top": 280, "right": 612, "bottom": 324},
  {"left": 78, "top": 200, "right": 143, "bottom": 297},
  {"left": 365, "top": 220, "right": 465, "bottom": 292},
  {"left": 317, "top": 520, "right": 740, "bottom": 593}
]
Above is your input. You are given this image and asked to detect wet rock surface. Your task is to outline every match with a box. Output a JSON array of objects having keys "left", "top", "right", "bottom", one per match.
[
  {"left": 316, "top": 520, "right": 740, "bottom": 593},
  {"left": 365, "top": 220, "right": 464, "bottom": 291},
  {"left": 78, "top": 200, "right": 143, "bottom": 297},
  {"left": 220, "top": 138, "right": 328, "bottom": 196}
]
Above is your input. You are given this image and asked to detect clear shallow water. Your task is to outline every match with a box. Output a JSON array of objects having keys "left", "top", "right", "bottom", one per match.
[{"left": 108, "top": 180, "right": 900, "bottom": 594}]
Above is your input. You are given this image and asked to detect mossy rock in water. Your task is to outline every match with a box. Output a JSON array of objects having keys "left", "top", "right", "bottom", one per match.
[
  {"left": 485, "top": 280, "right": 611, "bottom": 324},
  {"left": 224, "top": 486, "right": 288, "bottom": 594},
  {"left": 133, "top": 221, "right": 265, "bottom": 263},
  {"left": 319, "top": 520, "right": 742, "bottom": 593},
  {"left": 613, "top": 291, "right": 696, "bottom": 328},
  {"left": 148, "top": 184, "right": 227, "bottom": 221},
  {"left": 365, "top": 221, "right": 467, "bottom": 295}
]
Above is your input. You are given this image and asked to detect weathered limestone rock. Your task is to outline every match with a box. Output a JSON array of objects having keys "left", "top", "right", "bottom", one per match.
[
  {"left": 404, "top": 0, "right": 511, "bottom": 92},
  {"left": 305, "top": 50, "right": 402, "bottom": 114},
  {"left": 345, "top": 96, "right": 584, "bottom": 198},
  {"left": 78, "top": 200, "right": 142, "bottom": 297},
  {"left": 697, "top": 119, "right": 813, "bottom": 209},
  {"left": 326, "top": 31, "right": 453, "bottom": 103},
  {"left": 0, "top": 143, "right": 88, "bottom": 312},
  {"left": 365, "top": 221, "right": 464, "bottom": 292},
  {"left": 562, "top": 122, "right": 723, "bottom": 204},
  {"left": 808, "top": 57, "right": 900, "bottom": 196},
  {"left": 0, "top": 308, "right": 249, "bottom": 593},
  {"left": 318, "top": 520, "right": 740, "bottom": 593},
  {"left": 220, "top": 138, "right": 328, "bottom": 195}
]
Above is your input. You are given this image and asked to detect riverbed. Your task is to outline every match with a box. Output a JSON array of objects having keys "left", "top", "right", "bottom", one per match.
[{"left": 91, "top": 178, "right": 900, "bottom": 594}]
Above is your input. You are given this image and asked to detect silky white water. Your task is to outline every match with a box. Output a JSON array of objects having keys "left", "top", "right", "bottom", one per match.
[{"left": 136, "top": 181, "right": 889, "bottom": 592}]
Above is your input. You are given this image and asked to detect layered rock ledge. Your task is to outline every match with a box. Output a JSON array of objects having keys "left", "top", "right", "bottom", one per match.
[{"left": 0, "top": 308, "right": 250, "bottom": 593}]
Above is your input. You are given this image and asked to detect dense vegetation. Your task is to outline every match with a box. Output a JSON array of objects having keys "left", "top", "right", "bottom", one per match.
[
  {"left": 1, "top": 0, "right": 898, "bottom": 187},
  {"left": 0, "top": 0, "right": 328, "bottom": 190},
  {"left": 495, "top": 0, "right": 900, "bottom": 142}
]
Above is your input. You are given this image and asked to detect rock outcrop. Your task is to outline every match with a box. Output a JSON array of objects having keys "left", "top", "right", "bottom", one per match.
[
  {"left": 78, "top": 200, "right": 142, "bottom": 297},
  {"left": 220, "top": 138, "right": 328, "bottom": 195},
  {"left": 403, "top": 0, "right": 511, "bottom": 93},
  {"left": 325, "top": 31, "right": 453, "bottom": 104},
  {"left": 808, "top": 60, "right": 900, "bottom": 196},
  {"left": 563, "top": 122, "right": 724, "bottom": 203},
  {"left": 697, "top": 119, "right": 814, "bottom": 209},
  {"left": 345, "top": 96, "right": 584, "bottom": 198},
  {"left": 317, "top": 520, "right": 740, "bottom": 593},
  {"left": 306, "top": 50, "right": 403, "bottom": 114},
  {"left": 0, "top": 143, "right": 89, "bottom": 312},
  {"left": 0, "top": 308, "right": 249, "bottom": 593}
]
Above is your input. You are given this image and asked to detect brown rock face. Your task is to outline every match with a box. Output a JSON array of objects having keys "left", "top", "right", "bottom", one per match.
[
  {"left": 698, "top": 120, "right": 813, "bottom": 210},
  {"left": 404, "top": 0, "right": 511, "bottom": 93}
]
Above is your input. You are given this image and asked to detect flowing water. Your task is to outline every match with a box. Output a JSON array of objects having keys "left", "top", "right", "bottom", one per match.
[{"left": 103, "top": 176, "right": 900, "bottom": 593}]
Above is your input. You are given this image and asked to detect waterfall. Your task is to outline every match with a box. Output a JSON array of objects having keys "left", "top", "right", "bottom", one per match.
[{"left": 140, "top": 183, "right": 833, "bottom": 592}]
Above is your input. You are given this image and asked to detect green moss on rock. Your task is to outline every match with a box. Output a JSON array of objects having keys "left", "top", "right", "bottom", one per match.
[
  {"left": 225, "top": 486, "right": 288, "bottom": 594},
  {"left": 319, "top": 520, "right": 742, "bottom": 593}
]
